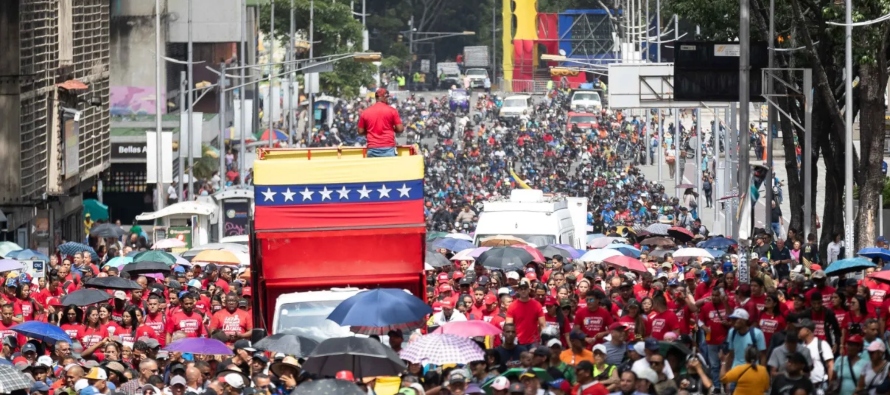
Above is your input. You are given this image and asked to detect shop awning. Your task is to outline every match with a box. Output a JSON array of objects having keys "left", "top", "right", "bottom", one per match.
[
  {"left": 57, "top": 79, "right": 89, "bottom": 91},
  {"left": 135, "top": 201, "right": 218, "bottom": 221}
]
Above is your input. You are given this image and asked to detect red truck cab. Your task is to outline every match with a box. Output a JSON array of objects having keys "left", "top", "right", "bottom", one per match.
[
  {"left": 250, "top": 146, "right": 427, "bottom": 338},
  {"left": 566, "top": 111, "right": 598, "bottom": 133}
]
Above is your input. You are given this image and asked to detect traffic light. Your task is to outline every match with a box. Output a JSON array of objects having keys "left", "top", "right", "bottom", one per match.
[{"left": 353, "top": 52, "right": 382, "bottom": 62}]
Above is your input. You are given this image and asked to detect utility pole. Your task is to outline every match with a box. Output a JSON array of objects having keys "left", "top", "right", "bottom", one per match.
[
  {"left": 738, "top": 0, "right": 751, "bottom": 238},
  {"left": 308, "top": 0, "right": 316, "bottom": 134},
  {"left": 765, "top": 0, "right": 775, "bottom": 234},
  {"left": 492, "top": 0, "right": 497, "bottom": 84},
  {"left": 218, "top": 63, "right": 227, "bottom": 197},
  {"left": 186, "top": 0, "right": 195, "bottom": 200},
  {"left": 845, "top": 0, "right": 854, "bottom": 255},
  {"left": 179, "top": 71, "right": 187, "bottom": 202},
  {"left": 268, "top": 0, "right": 275, "bottom": 148},
  {"left": 239, "top": 0, "right": 247, "bottom": 185},
  {"left": 155, "top": 0, "right": 165, "bottom": 211},
  {"left": 288, "top": 0, "right": 295, "bottom": 144}
]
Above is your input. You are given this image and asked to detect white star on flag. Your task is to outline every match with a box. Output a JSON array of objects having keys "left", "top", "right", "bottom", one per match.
[
  {"left": 358, "top": 185, "right": 372, "bottom": 199},
  {"left": 319, "top": 187, "right": 333, "bottom": 201},
  {"left": 377, "top": 184, "right": 392, "bottom": 198},
  {"left": 300, "top": 187, "right": 315, "bottom": 201},
  {"left": 282, "top": 188, "right": 296, "bottom": 202},
  {"left": 336, "top": 186, "right": 351, "bottom": 200},
  {"left": 397, "top": 183, "right": 412, "bottom": 197},
  {"left": 262, "top": 188, "right": 277, "bottom": 202}
]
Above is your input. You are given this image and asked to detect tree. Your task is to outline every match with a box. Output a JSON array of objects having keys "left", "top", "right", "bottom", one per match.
[{"left": 258, "top": 0, "right": 375, "bottom": 97}]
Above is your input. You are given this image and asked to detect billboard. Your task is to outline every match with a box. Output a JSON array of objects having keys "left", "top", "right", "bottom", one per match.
[{"left": 222, "top": 199, "right": 250, "bottom": 237}]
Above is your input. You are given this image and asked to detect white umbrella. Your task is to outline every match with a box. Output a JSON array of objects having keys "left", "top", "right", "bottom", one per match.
[
  {"left": 578, "top": 249, "right": 622, "bottom": 262},
  {"left": 673, "top": 248, "right": 715, "bottom": 262},
  {"left": 152, "top": 238, "right": 187, "bottom": 249},
  {"left": 450, "top": 248, "right": 477, "bottom": 261},
  {"left": 588, "top": 237, "right": 624, "bottom": 249},
  {"left": 445, "top": 233, "right": 474, "bottom": 241}
]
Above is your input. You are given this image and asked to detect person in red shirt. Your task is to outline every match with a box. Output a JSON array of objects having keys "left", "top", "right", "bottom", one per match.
[
  {"left": 648, "top": 292, "right": 679, "bottom": 340},
  {"left": 617, "top": 301, "right": 648, "bottom": 342},
  {"left": 861, "top": 268, "right": 889, "bottom": 315},
  {"left": 166, "top": 293, "right": 208, "bottom": 344},
  {"left": 758, "top": 293, "right": 786, "bottom": 347},
  {"left": 573, "top": 292, "right": 614, "bottom": 346},
  {"left": 478, "top": 294, "right": 504, "bottom": 327},
  {"left": 357, "top": 88, "right": 404, "bottom": 157},
  {"left": 143, "top": 295, "right": 167, "bottom": 346},
  {"left": 805, "top": 270, "right": 836, "bottom": 308},
  {"left": 60, "top": 305, "right": 86, "bottom": 342},
  {"left": 467, "top": 288, "right": 488, "bottom": 320},
  {"left": 699, "top": 286, "right": 731, "bottom": 378},
  {"left": 81, "top": 306, "right": 109, "bottom": 350},
  {"left": 505, "top": 280, "right": 545, "bottom": 346},
  {"left": 0, "top": 304, "right": 22, "bottom": 343},
  {"left": 209, "top": 293, "right": 253, "bottom": 346},
  {"left": 13, "top": 282, "right": 37, "bottom": 322},
  {"left": 543, "top": 295, "right": 571, "bottom": 347},
  {"left": 572, "top": 360, "right": 610, "bottom": 395},
  {"left": 201, "top": 264, "right": 230, "bottom": 295},
  {"left": 633, "top": 273, "right": 656, "bottom": 301}
]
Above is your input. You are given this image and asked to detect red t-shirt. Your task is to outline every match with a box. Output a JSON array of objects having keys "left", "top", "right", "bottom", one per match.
[
  {"left": 61, "top": 323, "right": 86, "bottom": 342},
  {"left": 14, "top": 298, "right": 35, "bottom": 321},
  {"left": 136, "top": 325, "right": 161, "bottom": 344},
  {"left": 144, "top": 312, "right": 167, "bottom": 345},
  {"left": 544, "top": 313, "right": 571, "bottom": 347},
  {"left": 81, "top": 326, "right": 108, "bottom": 349},
  {"left": 506, "top": 299, "right": 544, "bottom": 345},
  {"left": 699, "top": 302, "right": 731, "bottom": 345},
  {"left": 202, "top": 278, "right": 230, "bottom": 295},
  {"left": 833, "top": 308, "right": 849, "bottom": 330},
  {"left": 572, "top": 381, "right": 610, "bottom": 395},
  {"left": 805, "top": 286, "right": 836, "bottom": 309},
  {"left": 209, "top": 309, "right": 253, "bottom": 345},
  {"left": 573, "top": 307, "right": 614, "bottom": 342},
  {"left": 167, "top": 311, "right": 206, "bottom": 338},
  {"left": 648, "top": 310, "right": 679, "bottom": 340},
  {"left": 863, "top": 279, "right": 890, "bottom": 314},
  {"left": 357, "top": 102, "right": 402, "bottom": 148},
  {"left": 758, "top": 312, "right": 786, "bottom": 346},
  {"left": 101, "top": 321, "right": 124, "bottom": 338},
  {"left": 617, "top": 315, "right": 648, "bottom": 342},
  {"left": 750, "top": 294, "right": 767, "bottom": 312}
]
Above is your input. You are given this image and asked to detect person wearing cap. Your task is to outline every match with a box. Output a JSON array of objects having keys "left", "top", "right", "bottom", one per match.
[
  {"left": 542, "top": 295, "right": 570, "bottom": 347},
  {"left": 831, "top": 334, "right": 866, "bottom": 395},
  {"left": 30, "top": 381, "right": 51, "bottom": 395},
  {"left": 489, "top": 376, "right": 510, "bottom": 395},
  {"left": 724, "top": 308, "right": 766, "bottom": 371},
  {"left": 505, "top": 278, "right": 545, "bottom": 347},
  {"left": 769, "top": 350, "right": 815, "bottom": 395},
  {"left": 209, "top": 292, "right": 252, "bottom": 346},
  {"left": 856, "top": 339, "right": 889, "bottom": 394},
  {"left": 357, "top": 88, "right": 404, "bottom": 158},
  {"left": 570, "top": 360, "right": 609, "bottom": 395},
  {"left": 573, "top": 290, "right": 613, "bottom": 346},
  {"left": 797, "top": 317, "right": 835, "bottom": 389},
  {"left": 429, "top": 298, "right": 467, "bottom": 329},
  {"left": 590, "top": 344, "right": 618, "bottom": 390},
  {"left": 440, "top": 369, "right": 469, "bottom": 393},
  {"left": 220, "top": 373, "right": 245, "bottom": 395},
  {"left": 85, "top": 367, "right": 112, "bottom": 395},
  {"left": 561, "top": 331, "right": 594, "bottom": 366}
]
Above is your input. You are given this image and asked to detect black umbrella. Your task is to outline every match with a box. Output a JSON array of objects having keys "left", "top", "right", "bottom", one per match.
[
  {"left": 640, "top": 237, "right": 676, "bottom": 248},
  {"left": 425, "top": 251, "right": 451, "bottom": 268},
  {"left": 302, "top": 336, "right": 406, "bottom": 378},
  {"left": 536, "top": 245, "right": 572, "bottom": 259},
  {"left": 120, "top": 261, "right": 171, "bottom": 276},
  {"left": 84, "top": 277, "right": 142, "bottom": 291},
  {"left": 89, "top": 223, "right": 124, "bottom": 238},
  {"left": 254, "top": 333, "right": 318, "bottom": 358},
  {"left": 292, "top": 379, "right": 365, "bottom": 395},
  {"left": 61, "top": 289, "right": 112, "bottom": 306},
  {"left": 476, "top": 247, "right": 535, "bottom": 271}
]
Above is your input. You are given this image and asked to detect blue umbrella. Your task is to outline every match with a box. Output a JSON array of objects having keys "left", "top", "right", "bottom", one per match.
[
  {"left": 58, "top": 242, "right": 96, "bottom": 257},
  {"left": 549, "top": 244, "right": 583, "bottom": 259},
  {"left": 11, "top": 321, "right": 72, "bottom": 344},
  {"left": 698, "top": 237, "right": 737, "bottom": 250},
  {"left": 586, "top": 234, "right": 606, "bottom": 243},
  {"left": 605, "top": 243, "right": 641, "bottom": 258},
  {"left": 327, "top": 289, "right": 432, "bottom": 335},
  {"left": 432, "top": 238, "right": 474, "bottom": 252},
  {"left": 825, "top": 257, "right": 876, "bottom": 277},
  {"left": 6, "top": 249, "right": 50, "bottom": 261},
  {"left": 703, "top": 248, "right": 725, "bottom": 258},
  {"left": 858, "top": 247, "right": 890, "bottom": 261}
]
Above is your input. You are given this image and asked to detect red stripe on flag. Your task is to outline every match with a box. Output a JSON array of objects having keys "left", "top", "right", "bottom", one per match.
[{"left": 255, "top": 200, "right": 425, "bottom": 231}]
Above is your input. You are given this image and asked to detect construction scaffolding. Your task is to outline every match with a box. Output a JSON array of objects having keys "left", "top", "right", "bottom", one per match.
[{"left": 71, "top": 0, "right": 111, "bottom": 178}]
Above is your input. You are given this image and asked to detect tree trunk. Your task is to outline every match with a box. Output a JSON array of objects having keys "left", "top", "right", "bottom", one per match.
[
  {"left": 778, "top": 95, "right": 805, "bottom": 232},
  {"left": 854, "top": 61, "right": 889, "bottom": 250}
]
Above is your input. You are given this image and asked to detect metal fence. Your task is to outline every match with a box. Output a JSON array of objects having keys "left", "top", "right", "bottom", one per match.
[{"left": 497, "top": 79, "right": 549, "bottom": 94}]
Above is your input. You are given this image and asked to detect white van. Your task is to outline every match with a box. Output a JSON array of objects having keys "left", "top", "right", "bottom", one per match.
[
  {"left": 499, "top": 95, "right": 534, "bottom": 120},
  {"left": 570, "top": 90, "right": 603, "bottom": 112},
  {"left": 473, "top": 190, "right": 585, "bottom": 249},
  {"left": 272, "top": 287, "right": 364, "bottom": 342}
]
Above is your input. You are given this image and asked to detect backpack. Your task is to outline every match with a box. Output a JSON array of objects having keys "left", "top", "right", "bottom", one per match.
[{"left": 724, "top": 328, "right": 758, "bottom": 355}]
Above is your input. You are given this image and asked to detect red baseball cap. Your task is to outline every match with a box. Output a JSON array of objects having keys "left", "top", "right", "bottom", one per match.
[
  {"left": 526, "top": 272, "right": 537, "bottom": 281},
  {"left": 810, "top": 264, "right": 822, "bottom": 271},
  {"left": 437, "top": 273, "right": 450, "bottom": 283},
  {"left": 609, "top": 322, "right": 627, "bottom": 331},
  {"left": 438, "top": 284, "right": 453, "bottom": 293},
  {"left": 684, "top": 271, "right": 696, "bottom": 280},
  {"left": 375, "top": 88, "right": 389, "bottom": 97},
  {"left": 544, "top": 295, "right": 557, "bottom": 306},
  {"left": 483, "top": 294, "right": 498, "bottom": 305},
  {"left": 439, "top": 299, "right": 454, "bottom": 309},
  {"left": 242, "top": 287, "right": 252, "bottom": 297},
  {"left": 452, "top": 271, "right": 465, "bottom": 280},
  {"left": 335, "top": 371, "right": 355, "bottom": 381}
]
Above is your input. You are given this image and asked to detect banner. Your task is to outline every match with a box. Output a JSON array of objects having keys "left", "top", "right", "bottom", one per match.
[
  {"left": 222, "top": 199, "right": 250, "bottom": 237},
  {"left": 736, "top": 164, "right": 770, "bottom": 240}
]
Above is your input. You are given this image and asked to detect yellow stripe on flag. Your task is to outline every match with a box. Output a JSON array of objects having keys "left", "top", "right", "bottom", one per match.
[
  {"left": 510, "top": 168, "right": 532, "bottom": 189},
  {"left": 255, "top": 153, "right": 424, "bottom": 185}
]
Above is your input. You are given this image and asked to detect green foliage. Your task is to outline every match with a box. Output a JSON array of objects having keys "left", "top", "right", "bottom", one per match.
[{"left": 192, "top": 145, "right": 220, "bottom": 180}]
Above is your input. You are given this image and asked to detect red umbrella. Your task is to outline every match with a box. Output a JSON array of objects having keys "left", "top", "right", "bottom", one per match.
[
  {"left": 511, "top": 245, "right": 546, "bottom": 263},
  {"left": 433, "top": 321, "right": 502, "bottom": 337},
  {"left": 603, "top": 255, "right": 647, "bottom": 273},
  {"left": 870, "top": 271, "right": 890, "bottom": 286},
  {"left": 668, "top": 226, "right": 694, "bottom": 242}
]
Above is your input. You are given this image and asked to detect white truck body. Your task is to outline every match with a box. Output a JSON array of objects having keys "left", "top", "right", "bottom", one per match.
[
  {"left": 465, "top": 68, "right": 489, "bottom": 88},
  {"left": 473, "top": 190, "right": 584, "bottom": 249},
  {"left": 570, "top": 90, "right": 603, "bottom": 111},
  {"left": 463, "top": 46, "right": 490, "bottom": 68},
  {"left": 499, "top": 95, "right": 533, "bottom": 119}
]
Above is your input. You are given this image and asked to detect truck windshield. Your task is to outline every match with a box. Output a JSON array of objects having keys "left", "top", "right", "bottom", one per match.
[
  {"left": 467, "top": 70, "right": 487, "bottom": 76},
  {"left": 574, "top": 92, "right": 601, "bottom": 101},
  {"left": 504, "top": 98, "right": 527, "bottom": 107},
  {"left": 276, "top": 300, "right": 351, "bottom": 342},
  {"left": 569, "top": 115, "right": 597, "bottom": 124},
  {"left": 475, "top": 234, "right": 557, "bottom": 246}
]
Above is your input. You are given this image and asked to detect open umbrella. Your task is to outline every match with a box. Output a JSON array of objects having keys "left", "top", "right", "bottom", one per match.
[
  {"left": 6, "top": 249, "right": 49, "bottom": 261},
  {"left": 578, "top": 249, "right": 623, "bottom": 262},
  {"left": 511, "top": 245, "right": 546, "bottom": 263},
  {"left": 164, "top": 338, "right": 233, "bottom": 355},
  {"left": 605, "top": 243, "right": 641, "bottom": 258},
  {"left": 445, "top": 233, "right": 474, "bottom": 241},
  {"left": 537, "top": 245, "right": 573, "bottom": 260},
  {"left": 425, "top": 251, "right": 452, "bottom": 268},
  {"left": 433, "top": 321, "right": 502, "bottom": 337},
  {"left": 825, "top": 257, "right": 876, "bottom": 277},
  {"left": 427, "top": 232, "right": 448, "bottom": 241},
  {"left": 450, "top": 248, "right": 479, "bottom": 262},
  {"left": 499, "top": 367, "right": 554, "bottom": 383},
  {"left": 121, "top": 261, "right": 172, "bottom": 276},
  {"left": 646, "top": 223, "right": 671, "bottom": 235},
  {"left": 61, "top": 289, "right": 112, "bottom": 306},
  {"left": 103, "top": 256, "right": 133, "bottom": 269},
  {"left": 432, "top": 238, "right": 474, "bottom": 253},
  {"left": 698, "top": 236, "right": 737, "bottom": 249},
  {"left": 259, "top": 129, "right": 288, "bottom": 141},
  {"left": 858, "top": 247, "right": 890, "bottom": 261},
  {"left": 89, "top": 223, "right": 125, "bottom": 238},
  {"left": 399, "top": 333, "right": 486, "bottom": 365},
  {"left": 84, "top": 276, "right": 142, "bottom": 291},
  {"left": 152, "top": 238, "right": 187, "bottom": 249},
  {"left": 58, "top": 242, "right": 95, "bottom": 257},
  {"left": 292, "top": 380, "right": 365, "bottom": 395},
  {"left": 327, "top": 288, "right": 432, "bottom": 335},
  {"left": 668, "top": 227, "right": 694, "bottom": 242},
  {"left": 478, "top": 235, "right": 527, "bottom": 247},
  {"left": 192, "top": 249, "right": 241, "bottom": 265},
  {"left": 133, "top": 250, "right": 178, "bottom": 266},
  {"left": 302, "top": 336, "right": 406, "bottom": 378},
  {"left": 254, "top": 333, "right": 318, "bottom": 357},
  {"left": 476, "top": 247, "right": 536, "bottom": 271},
  {"left": 648, "top": 249, "right": 677, "bottom": 259},
  {"left": 640, "top": 237, "right": 676, "bottom": 248},
  {"left": 0, "top": 242, "right": 21, "bottom": 258},
  {"left": 548, "top": 244, "right": 582, "bottom": 259},
  {"left": 588, "top": 237, "right": 624, "bottom": 249},
  {"left": 673, "top": 248, "right": 716, "bottom": 262},
  {"left": 603, "top": 255, "right": 647, "bottom": 273},
  {"left": 11, "top": 321, "right": 72, "bottom": 344},
  {"left": 0, "top": 259, "right": 24, "bottom": 272},
  {"left": 677, "top": 183, "right": 696, "bottom": 189},
  {"left": 0, "top": 365, "right": 34, "bottom": 393}
]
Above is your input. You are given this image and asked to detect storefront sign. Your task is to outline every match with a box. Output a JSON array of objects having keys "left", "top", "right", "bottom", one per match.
[
  {"left": 168, "top": 226, "right": 193, "bottom": 249},
  {"left": 111, "top": 142, "right": 148, "bottom": 161},
  {"left": 223, "top": 199, "right": 250, "bottom": 236}
]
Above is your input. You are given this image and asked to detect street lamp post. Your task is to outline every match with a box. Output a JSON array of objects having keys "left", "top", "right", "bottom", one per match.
[{"left": 845, "top": 0, "right": 854, "bottom": 255}]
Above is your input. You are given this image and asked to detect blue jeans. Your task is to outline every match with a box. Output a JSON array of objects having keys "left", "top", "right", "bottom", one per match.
[
  {"left": 771, "top": 222, "right": 781, "bottom": 236},
  {"left": 706, "top": 344, "right": 722, "bottom": 383},
  {"left": 367, "top": 147, "right": 396, "bottom": 157}
]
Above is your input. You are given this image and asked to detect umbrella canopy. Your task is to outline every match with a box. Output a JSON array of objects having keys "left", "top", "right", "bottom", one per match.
[
  {"left": 433, "top": 321, "right": 502, "bottom": 337},
  {"left": 537, "top": 245, "right": 573, "bottom": 260},
  {"left": 327, "top": 289, "right": 432, "bottom": 335},
  {"left": 478, "top": 235, "right": 528, "bottom": 247},
  {"left": 588, "top": 237, "right": 624, "bottom": 249},
  {"left": 603, "top": 255, "right": 647, "bottom": 273},
  {"left": 445, "top": 233, "right": 474, "bottom": 241},
  {"left": 164, "top": 338, "right": 233, "bottom": 355},
  {"left": 61, "top": 289, "right": 112, "bottom": 306},
  {"left": 192, "top": 249, "right": 241, "bottom": 265},
  {"left": 302, "top": 337, "right": 406, "bottom": 378},
  {"left": 133, "top": 250, "right": 178, "bottom": 266},
  {"left": 605, "top": 243, "right": 641, "bottom": 258},
  {"left": 5, "top": 249, "right": 49, "bottom": 261},
  {"left": 548, "top": 244, "right": 582, "bottom": 259},
  {"left": 668, "top": 227, "right": 694, "bottom": 242},
  {"left": 499, "top": 367, "right": 553, "bottom": 383},
  {"left": 673, "top": 248, "right": 716, "bottom": 262},
  {"left": 0, "top": 242, "right": 21, "bottom": 258},
  {"left": 858, "top": 247, "right": 890, "bottom": 261},
  {"left": 698, "top": 236, "right": 737, "bottom": 249},
  {"left": 11, "top": 321, "right": 72, "bottom": 344},
  {"left": 578, "top": 249, "right": 623, "bottom": 262},
  {"left": 152, "top": 238, "right": 187, "bottom": 249},
  {"left": 0, "top": 259, "right": 24, "bottom": 272},
  {"left": 450, "top": 248, "right": 478, "bottom": 262},
  {"left": 511, "top": 245, "right": 546, "bottom": 263},
  {"left": 425, "top": 251, "right": 452, "bottom": 268},
  {"left": 121, "top": 261, "right": 172, "bottom": 276},
  {"left": 427, "top": 232, "right": 448, "bottom": 241},
  {"left": 399, "top": 333, "right": 486, "bottom": 365},
  {"left": 89, "top": 223, "right": 125, "bottom": 238},
  {"left": 0, "top": 365, "right": 35, "bottom": 392},
  {"left": 83, "top": 198, "right": 109, "bottom": 221},
  {"left": 104, "top": 256, "right": 133, "bottom": 269},
  {"left": 432, "top": 238, "right": 474, "bottom": 253},
  {"left": 259, "top": 129, "right": 288, "bottom": 141},
  {"left": 254, "top": 333, "right": 318, "bottom": 357},
  {"left": 646, "top": 223, "right": 671, "bottom": 235},
  {"left": 58, "top": 242, "right": 96, "bottom": 257},
  {"left": 84, "top": 276, "right": 142, "bottom": 291},
  {"left": 640, "top": 237, "right": 676, "bottom": 248},
  {"left": 476, "top": 247, "right": 536, "bottom": 271},
  {"left": 648, "top": 249, "right": 676, "bottom": 259},
  {"left": 825, "top": 257, "right": 876, "bottom": 277},
  {"left": 292, "top": 379, "right": 365, "bottom": 395}
]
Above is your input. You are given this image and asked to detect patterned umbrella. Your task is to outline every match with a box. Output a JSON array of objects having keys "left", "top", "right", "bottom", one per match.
[
  {"left": 645, "top": 223, "right": 671, "bottom": 235},
  {"left": 425, "top": 251, "right": 451, "bottom": 268},
  {"left": 399, "top": 333, "right": 486, "bottom": 365},
  {"left": 0, "top": 364, "right": 33, "bottom": 392},
  {"left": 433, "top": 321, "right": 502, "bottom": 337},
  {"left": 578, "top": 249, "right": 622, "bottom": 262},
  {"left": 0, "top": 259, "right": 24, "bottom": 272},
  {"left": 58, "top": 242, "right": 96, "bottom": 257},
  {"left": 0, "top": 242, "right": 21, "bottom": 258}
]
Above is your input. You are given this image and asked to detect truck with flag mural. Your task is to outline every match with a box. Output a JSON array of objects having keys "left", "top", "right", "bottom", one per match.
[{"left": 249, "top": 146, "right": 427, "bottom": 340}]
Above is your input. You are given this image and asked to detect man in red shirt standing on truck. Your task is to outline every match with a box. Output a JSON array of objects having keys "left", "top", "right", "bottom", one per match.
[{"left": 357, "top": 88, "right": 404, "bottom": 157}]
